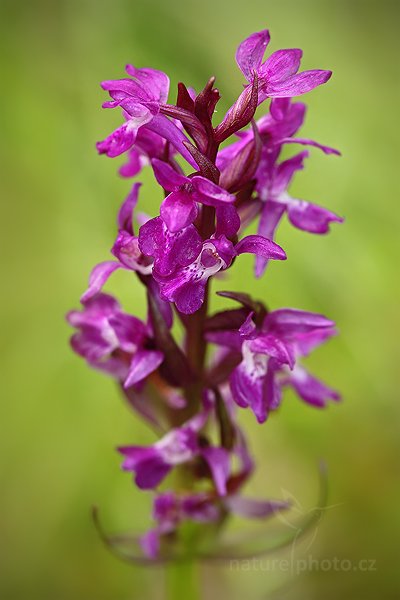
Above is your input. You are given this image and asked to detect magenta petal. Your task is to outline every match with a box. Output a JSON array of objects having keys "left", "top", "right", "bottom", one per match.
[
  {"left": 152, "top": 158, "right": 188, "bottom": 191},
  {"left": 118, "top": 446, "right": 171, "bottom": 488},
  {"left": 96, "top": 122, "right": 137, "bottom": 158},
  {"left": 249, "top": 335, "right": 293, "bottom": 367},
  {"left": 124, "top": 350, "right": 164, "bottom": 388},
  {"left": 287, "top": 200, "right": 344, "bottom": 234},
  {"left": 201, "top": 447, "right": 230, "bottom": 496},
  {"left": 173, "top": 280, "right": 207, "bottom": 315},
  {"left": 140, "top": 529, "right": 160, "bottom": 559},
  {"left": 230, "top": 364, "right": 266, "bottom": 422},
  {"left": 230, "top": 364, "right": 257, "bottom": 410},
  {"left": 81, "top": 261, "right": 123, "bottom": 303},
  {"left": 226, "top": 495, "right": 290, "bottom": 519},
  {"left": 264, "top": 309, "right": 335, "bottom": 335},
  {"left": 119, "top": 150, "right": 143, "bottom": 178},
  {"left": 269, "top": 97, "right": 291, "bottom": 120},
  {"left": 295, "top": 328, "right": 337, "bottom": 357},
  {"left": 124, "top": 65, "right": 170, "bottom": 104},
  {"left": 236, "top": 29, "right": 271, "bottom": 81},
  {"left": 135, "top": 461, "right": 171, "bottom": 489},
  {"left": 117, "top": 182, "right": 141, "bottom": 234},
  {"left": 264, "top": 361, "right": 283, "bottom": 411},
  {"left": 255, "top": 202, "right": 286, "bottom": 277},
  {"left": 215, "top": 205, "right": 241, "bottom": 238},
  {"left": 191, "top": 176, "right": 236, "bottom": 206},
  {"left": 112, "top": 231, "right": 152, "bottom": 273},
  {"left": 267, "top": 69, "right": 332, "bottom": 97},
  {"left": 282, "top": 137, "right": 341, "bottom": 156},
  {"left": 288, "top": 367, "right": 341, "bottom": 407},
  {"left": 261, "top": 48, "right": 302, "bottom": 81},
  {"left": 239, "top": 312, "right": 257, "bottom": 337},
  {"left": 108, "top": 313, "right": 147, "bottom": 352},
  {"left": 235, "top": 234, "right": 286, "bottom": 261},
  {"left": 145, "top": 115, "right": 198, "bottom": 169},
  {"left": 139, "top": 217, "right": 202, "bottom": 276},
  {"left": 160, "top": 191, "right": 198, "bottom": 232},
  {"left": 274, "top": 151, "right": 308, "bottom": 194}
]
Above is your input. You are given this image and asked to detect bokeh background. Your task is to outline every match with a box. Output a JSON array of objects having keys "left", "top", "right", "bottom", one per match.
[{"left": 1, "top": 0, "right": 399, "bottom": 598}]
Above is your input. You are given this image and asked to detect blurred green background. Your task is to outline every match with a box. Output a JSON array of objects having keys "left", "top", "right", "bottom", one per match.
[{"left": 1, "top": 0, "right": 399, "bottom": 598}]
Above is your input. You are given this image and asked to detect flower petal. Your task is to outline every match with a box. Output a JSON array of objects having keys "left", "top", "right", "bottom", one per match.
[
  {"left": 236, "top": 29, "right": 271, "bottom": 81},
  {"left": 124, "top": 350, "right": 164, "bottom": 388},
  {"left": 282, "top": 137, "right": 341, "bottom": 156},
  {"left": 264, "top": 309, "right": 335, "bottom": 335},
  {"left": 287, "top": 366, "right": 341, "bottom": 407},
  {"left": 117, "top": 182, "right": 141, "bottom": 234},
  {"left": 140, "top": 529, "right": 160, "bottom": 559},
  {"left": 274, "top": 151, "right": 308, "bottom": 195},
  {"left": 260, "top": 48, "right": 302, "bottom": 82},
  {"left": 191, "top": 176, "right": 236, "bottom": 206},
  {"left": 267, "top": 69, "right": 332, "bottom": 98},
  {"left": 294, "top": 327, "right": 337, "bottom": 356},
  {"left": 96, "top": 122, "right": 137, "bottom": 158},
  {"left": 160, "top": 190, "right": 198, "bottom": 232},
  {"left": 112, "top": 231, "right": 153, "bottom": 273},
  {"left": 124, "top": 65, "right": 170, "bottom": 104},
  {"left": 255, "top": 201, "right": 286, "bottom": 277},
  {"left": 139, "top": 217, "right": 202, "bottom": 276},
  {"left": 226, "top": 495, "right": 290, "bottom": 518},
  {"left": 145, "top": 115, "right": 198, "bottom": 169},
  {"left": 172, "top": 280, "right": 207, "bottom": 315},
  {"left": 152, "top": 158, "right": 188, "bottom": 191},
  {"left": 235, "top": 234, "right": 287, "bottom": 261},
  {"left": 81, "top": 261, "right": 123, "bottom": 303},
  {"left": 287, "top": 200, "right": 344, "bottom": 233},
  {"left": 201, "top": 447, "right": 230, "bottom": 496},
  {"left": 215, "top": 205, "right": 241, "bottom": 238},
  {"left": 249, "top": 334, "right": 293, "bottom": 367}
]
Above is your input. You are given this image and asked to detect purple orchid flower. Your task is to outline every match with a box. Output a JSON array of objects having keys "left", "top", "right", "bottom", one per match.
[
  {"left": 148, "top": 234, "right": 286, "bottom": 314},
  {"left": 66, "top": 293, "right": 163, "bottom": 388},
  {"left": 68, "top": 28, "right": 342, "bottom": 563},
  {"left": 118, "top": 401, "right": 232, "bottom": 495},
  {"left": 96, "top": 66, "right": 198, "bottom": 169},
  {"left": 141, "top": 489, "right": 290, "bottom": 558},
  {"left": 140, "top": 491, "right": 222, "bottom": 558},
  {"left": 253, "top": 148, "right": 343, "bottom": 276},
  {"left": 80, "top": 183, "right": 153, "bottom": 303},
  {"left": 151, "top": 159, "right": 236, "bottom": 232},
  {"left": 207, "top": 309, "right": 340, "bottom": 423},
  {"left": 236, "top": 30, "right": 332, "bottom": 103},
  {"left": 96, "top": 66, "right": 169, "bottom": 157}
]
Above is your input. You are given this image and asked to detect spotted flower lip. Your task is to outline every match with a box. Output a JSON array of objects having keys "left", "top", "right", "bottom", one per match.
[{"left": 149, "top": 234, "right": 286, "bottom": 314}]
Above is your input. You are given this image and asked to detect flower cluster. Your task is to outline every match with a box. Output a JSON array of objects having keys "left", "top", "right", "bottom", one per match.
[{"left": 68, "top": 29, "right": 342, "bottom": 560}]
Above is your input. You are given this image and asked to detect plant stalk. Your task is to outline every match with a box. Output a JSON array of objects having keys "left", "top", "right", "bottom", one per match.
[{"left": 166, "top": 559, "right": 200, "bottom": 600}]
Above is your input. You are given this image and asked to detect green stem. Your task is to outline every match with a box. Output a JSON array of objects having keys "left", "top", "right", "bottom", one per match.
[{"left": 166, "top": 559, "right": 200, "bottom": 600}]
